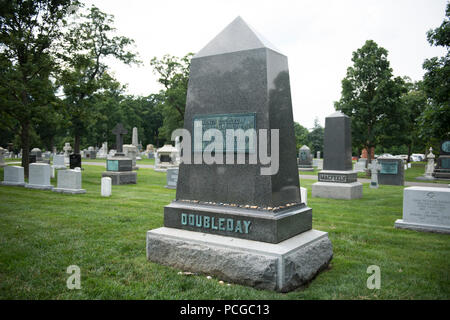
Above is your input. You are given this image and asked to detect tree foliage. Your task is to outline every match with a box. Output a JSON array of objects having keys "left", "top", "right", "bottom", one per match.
[
  {"left": 0, "top": 0, "right": 78, "bottom": 176},
  {"left": 334, "top": 40, "right": 406, "bottom": 163},
  {"left": 58, "top": 4, "right": 139, "bottom": 153},
  {"left": 420, "top": 3, "right": 450, "bottom": 142},
  {"left": 150, "top": 53, "right": 193, "bottom": 140}
]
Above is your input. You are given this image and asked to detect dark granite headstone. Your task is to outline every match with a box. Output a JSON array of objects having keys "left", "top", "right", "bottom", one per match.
[
  {"left": 312, "top": 111, "right": 362, "bottom": 199},
  {"left": 102, "top": 123, "right": 136, "bottom": 185},
  {"left": 298, "top": 145, "right": 312, "bottom": 166},
  {"left": 165, "top": 16, "right": 309, "bottom": 244},
  {"left": 440, "top": 140, "right": 450, "bottom": 155},
  {"left": 323, "top": 112, "right": 353, "bottom": 171},
  {"left": 112, "top": 123, "right": 127, "bottom": 155},
  {"left": 377, "top": 157, "right": 404, "bottom": 186},
  {"left": 433, "top": 140, "right": 450, "bottom": 179},
  {"left": 29, "top": 155, "right": 36, "bottom": 164},
  {"left": 69, "top": 154, "right": 82, "bottom": 169}
]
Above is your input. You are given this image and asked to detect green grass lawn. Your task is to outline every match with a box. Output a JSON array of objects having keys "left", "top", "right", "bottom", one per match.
[{"left": 0, "top": 164, "right": 449, "bottom": 299}]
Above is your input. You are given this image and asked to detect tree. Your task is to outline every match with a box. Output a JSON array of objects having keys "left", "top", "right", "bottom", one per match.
[
  {"left": 420, "top": 3, "right": 450, "bottom": 142},
  {"left": 58, "top": 5, "right": 139, "bottom": 154},
  {"left": 334, "top": 40, "right": 406, "bottom": 165},
  {"left": 307, "top": 118, "right": 324, "bottom": 157},
  {"left": 150, "top": 53, "right": 193, "bottom": 140},
  {"left": 293, "top": 122, "right": 309, "bottom": 150},
  {"left": 400, "top": 79, "right": 427, "bottom": 161},
  {"left": 0, "top": 0, "right": 78, "bottom": 176}
]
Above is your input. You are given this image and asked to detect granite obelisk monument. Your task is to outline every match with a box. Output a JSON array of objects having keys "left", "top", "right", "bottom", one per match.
[
  {"left": 312, "top": 111, "right": 363, "bottom": 199},
  {"left": 146, "top": 17, "right": 332, "bottom": 292},
  {"left": 102, "top": 123, "right": 137, "bottom": 185}
]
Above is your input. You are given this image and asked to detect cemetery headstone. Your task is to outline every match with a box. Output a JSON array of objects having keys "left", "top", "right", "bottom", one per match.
[
  {"left": 102, "top": 123, "right": 137, "bottom": 185},
  {"left": 97, "top": 142, "right": 108, "bottom": 159},
  {"left": 395, "top": 186, "right": 450, "bottom": 234},
  {"left": 1, "top": 166, "right": 25, "bottom": 186},
  {"left": 154, "top": 144, "right": 179, "bottom": 171},
  {"left": 298, "top": 145, "right": 314, "bottom": 171},
  {"left": 123, "top": 144, "right": 139, "bottom": 170},
  {"left": 354, "top": 158, "right": 367, "bottom": 172},
  {"left": 52, "top": 155, "right": 67, "bottom": 170},
  {"left": 368, "top": 160, "right": 381, "bottom": 189},
  {"left": 132, "top": 127, "right": 139, "bottom": 147},
  {"left": 25, "top": 163, "right": 53, "bottom": 190},
  {"left": 42, "top": 151, "right": 51, "bottom": 164},
  {"left": 300, "top": 187, "right": 307, "bottom": 205},
  {"left": 0, "top": 147, "right": 6, "bottom": 167},
  {"left": 419, "top": 147, "right": 436, "bottom": 180},
  {"left": 101, "top": 177, "right": 112, "bottom": 197},
  {"left": 29, "top": 154, "right": 37, "bottom": 164},
  {"left": 69, "top": 154, "right": 82, "bottom": 170},
  {"left": 433, "top": 140, "right": 450, "bottom": 179},
  {"left": 30, "top": 148, "right": 43, "bottom": 162},
  {"left": 165, "top": 167, "right": 179, "bottom": 189},
  {"left": 312, "top": 112, "right": 363, "bottom": 199},
  {"left": 53, "top": 169, "right": 86, "bottom": 194},
  {"left": 63, "top": 143, "right": 72, "bottom": 164},
  {"left": 146, "top": 17, "right": 332, "bottom": 292},
  {"left": 377, "top": 156, "right": 404, "bottom": 186}
]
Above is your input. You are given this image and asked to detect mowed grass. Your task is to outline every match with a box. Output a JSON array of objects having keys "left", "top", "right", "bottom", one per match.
[{"left": 0, "top": 164, "right": 449, "bottom": 300}]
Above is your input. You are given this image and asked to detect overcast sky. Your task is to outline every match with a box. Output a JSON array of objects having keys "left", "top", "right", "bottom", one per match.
[{"left": 84, "top": 0, "right": 447, "bottom": 129}]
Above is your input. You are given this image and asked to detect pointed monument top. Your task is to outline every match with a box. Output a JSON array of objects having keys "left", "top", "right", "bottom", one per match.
[
  {"left": 327, "top": 111, "right": 348, "bottom": 118},
  {"left": 194, "top": 16, "right": 282, "bottom": 59}
]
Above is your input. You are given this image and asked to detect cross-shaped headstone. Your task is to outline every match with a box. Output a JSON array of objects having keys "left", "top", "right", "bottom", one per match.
[
  {"left": 368, "top": 160, "right": 382, "bottom": 189},
  {"left": 63, "top": 143, "right": 72, "bottom": 157},
  {"left": 112, "top": 123, "right": 127, "bottom": 154}
]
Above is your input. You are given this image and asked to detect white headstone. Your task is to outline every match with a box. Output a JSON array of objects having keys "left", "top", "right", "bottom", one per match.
[
  {"left": 53, "top": 169, "right": 85, "bottom": 194},
  {"left": 395, "top": 187, "right": 450, "bottom": 234},
  {"left": 368, "top": 161, "right": 382, "bottom": 189},
  {"left": 63, "top": 143, "right": 72, "bottom": 157},
  {"left": 1, "top": 166, "right": 25, "bottom": 186},
  {"left": 53, "top": 155, "right": 66, "bottom": 169},
  {"left": 132, "top": 127, "right": 138, "bottom": 147},
  {"left": 25, "top": 163, "right": 53, "bottom": 190},
  {"left": 101, "top": 177, "right": 112, "bottom": 197},
  {"left": 165, "top": 167, "right": 179, "bottom": 189},
  {"left": 0, "top": 147, "right": 6, "bottom": 167},
  {"left": 300, "top": 187, "right": 307, "bottom": 205},
  {"left": 425, "top": 147, "right": 435, "bottom": 178}
]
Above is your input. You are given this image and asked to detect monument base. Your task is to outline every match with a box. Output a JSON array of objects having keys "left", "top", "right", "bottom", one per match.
[
  {"left": 52, "top": 187, "right": 86, "bottom": 194},
  {"left": 394, "top": 219, "right": 450, "bottom": 234},
  {"left": 433, "top": 170, "right": 450, "bottom": 179},
  {"left": 146, "top": 227, "right": 332, "bottom": 292},
  {"left": 0, "top": 181, "right": 25, "bottom": 187},
  {"left": 25, "top": 184, "right": 53, "bottom": 190},
  {"left": 312, "top": 181, "right": 363, "bottom": 200},
  {"left": 102, "top": 171, "right": 137, "bottom": 185},
  {"left": 164, "top": 185, "right": 176, "bottom": 189},
  {"left": 164, "top": 201, "right": 312, "bottom": 244},
  {"left": 415, "top": 175, "right": 435, "bottom": 181},
  {"left": 298, "top": 166, "right": 314, "bottom": 171}
]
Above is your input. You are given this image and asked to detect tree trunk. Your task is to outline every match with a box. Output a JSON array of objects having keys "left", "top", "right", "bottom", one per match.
[
  {"left": 20, "top": 120, "right": 30, "bottom": 178},
  {"left": 74, "top": 133, "right": 80, "bottom": 154},
  {"left": 407, "top": 143, "right": 412, "bottom": 163}
]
